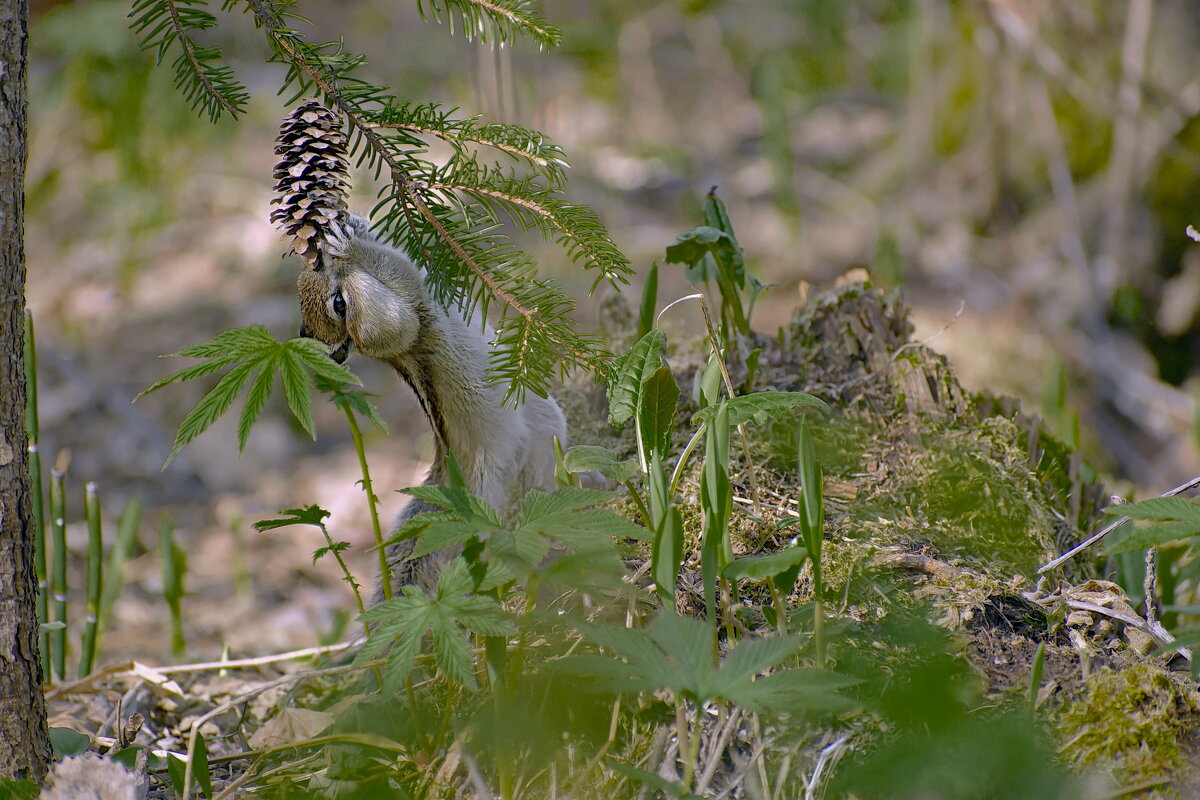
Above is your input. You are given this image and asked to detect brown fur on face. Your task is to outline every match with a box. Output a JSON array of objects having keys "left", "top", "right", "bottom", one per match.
[{"left": 297, "top": 267, "right": 349, "bottom": 347}]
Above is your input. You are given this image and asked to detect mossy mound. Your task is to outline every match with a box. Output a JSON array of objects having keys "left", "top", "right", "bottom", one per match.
[{"left": 564, "top": 281, "right": 1191, "bottom": 793}]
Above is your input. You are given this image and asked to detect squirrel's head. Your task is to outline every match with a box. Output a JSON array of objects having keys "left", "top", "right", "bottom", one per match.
[{"left": 296, "top": 215, "right": 427, "bottom": 364}]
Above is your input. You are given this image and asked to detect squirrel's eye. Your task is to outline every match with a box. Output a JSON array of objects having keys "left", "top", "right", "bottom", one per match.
[{"left": 332, "top": 291, "right": 346, "bottom": 318}]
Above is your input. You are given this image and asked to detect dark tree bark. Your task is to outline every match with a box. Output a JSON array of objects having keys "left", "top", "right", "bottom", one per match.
[{"left": 0, "top": 0, "right": 50, "bottom": 783}]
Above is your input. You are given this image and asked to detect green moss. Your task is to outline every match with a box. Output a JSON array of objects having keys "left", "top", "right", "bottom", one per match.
[{"left": 1058, "top": 663, "right": 1200, "bottom": 792}]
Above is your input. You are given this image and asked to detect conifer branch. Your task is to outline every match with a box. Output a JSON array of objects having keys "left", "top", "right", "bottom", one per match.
[
  {"left": 416, "top": 0, "right": 561, "bottom": 50},
  {"left": 240, "top": 0, "right": 620, "bottom": 397},
  {"left": 130, "top": 0, "right": 248, "bottom": 121}
]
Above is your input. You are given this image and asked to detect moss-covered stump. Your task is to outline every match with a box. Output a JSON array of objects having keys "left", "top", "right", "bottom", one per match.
[{"left": 566, "top": 281, "right": 1194, "bottom": 795}]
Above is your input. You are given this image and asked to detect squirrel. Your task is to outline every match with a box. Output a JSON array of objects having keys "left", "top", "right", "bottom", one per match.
[{"left": 295, "top": 215, "right": 567, "bottom": 603}]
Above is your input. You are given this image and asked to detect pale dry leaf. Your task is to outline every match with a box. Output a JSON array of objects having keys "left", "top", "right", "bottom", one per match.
[{"left": 247, "top": 707, "right": 336, "bottom": 749}]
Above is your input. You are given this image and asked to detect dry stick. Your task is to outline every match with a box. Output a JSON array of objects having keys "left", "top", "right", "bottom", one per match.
[
  {"left": 1039, "top": 474, "right": 1200, "bottom": 573},
  {"left": 1144, "top": 546, "right": 1159, "bottom": 627},
  {"left": 210, "top": 761, "right": 259, "bottom": 800},
  {"left": 44, "top": 640, "right": 360, "bottom": 701},
  {"left": 803, "top": 734, "right": 852, "bottom": 800},
  {"left": 694, "top": 707, "right": 743, "bottom": 794}
]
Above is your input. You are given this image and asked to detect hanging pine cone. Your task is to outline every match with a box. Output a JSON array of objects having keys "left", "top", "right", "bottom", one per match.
[{"left": 270, "top": 99, "right": 351, "bottom": 267}]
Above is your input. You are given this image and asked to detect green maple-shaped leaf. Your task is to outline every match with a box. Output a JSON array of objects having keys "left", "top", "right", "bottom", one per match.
[
  {"left": 556, "top": 612, "right": 854, "bottom": 713},
  {"left": 391, "top": 484, "right": 646, "bottom": 571},
  {"left": 314, "top": 374, "right": 388, "bottom": 431},
  {"left": 1102, "top": 496, "right": 1200, "bottom": 554},
  {"left": 358, "top": 558, "right": 517, "bottom": 691},
  {"left": 691, "top": 391, "right": 828, "bottom": 427},
  {"left": 139, "top": 325, "right": 359, "bottom": 466}
]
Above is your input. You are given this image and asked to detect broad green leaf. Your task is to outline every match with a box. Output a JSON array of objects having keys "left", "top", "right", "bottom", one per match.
[
  {"left": 638, "top": 365, "right": 680, "bottom": 462},
  {"left": 722, "top": 546, "right": 810, "bottom": 581},
  {"left": 692, "top": 391, "right": 828, "bottom": 427},
  {"left": 1104, "top": 521, "right": 1200, "bottom": 555},
  {"left": 734, "top": 668, "right": 862, "bottom": 714},
  {"left": 253, "top": 505, "right": 331, "bottom": 532},
  {"left": 715, "top": 635, "right": 802, "bottom": 690},
  {"left": 138, "top": 352, "right": 239, "bottom": 398},
  {"left": 703, "top": 190, "right": 740, "bottom": 247},
  {"left": 315, "top": 375, "right": 387, "bottom": 431},
  {"left": 194, "top": 732, "right": 213, "bottom": 800},
  {"left": 237, "top": 367, "right": 274, "bottom": 451},
  {"left": 430, "top": 619, "right": 477, "bottom": 689},
  {"left": 166, "top": 753, "right": 187, "bottom": 797},
  {"left": 562, "top": 445, "right": 639, "bottom": 484},
  {"left": 637, "top": 262, "right": 659, "bottom": 339},
  {"left": 519, "top": 507, "right": 647, "bottom": 547},
  {"left": 290, "top": 337, "right": 360, "bottom": 383},
  {"left": 664, "top": 225, "right": 737, "bottom": 272},
  {"left": 516, "top": 487, "right": 616, "bottom": 520},
  {"left": 409, "top": 517, "right": 500, "bottom": 559},
  {"left": 49, "top": 726, "right": 90, "bottom": 756},
  {"left": 648, "top": 457, "right": 683, "bottom": 603},
  {"left": 607, "top": 329, "right": 667, "bottom": 426},
  {"left": 489, "top": 527, "right": 550, "bottom": 567},
  {"left": 0, "top": 779, "right": 40, "bottom": 800},
  {"left": 166, "top": 358, "right": 259, "bottom": 465},
  {"left": 279, "top": 348, "right": 314, "bottom": 438},
  {"left": 646, "top": 612, "right": 715, "bottom": 695},
  {"left": 382, "top": 630, "right": 425, "bottom": 694},
  {"left": 698, "top": 350, "right": 722, "bottom": 408},
  {"left": 701, "top": 400, "right": 732, "bottom": 622},
  {"left": 448, "top": 596, "right": 517, "bottom": 637},
  {"left": 1105, "top": 496, "right": 1200, "bottom": 524},
  {"left": 169, "top": 325, "right": 273, "bottom": 360}
]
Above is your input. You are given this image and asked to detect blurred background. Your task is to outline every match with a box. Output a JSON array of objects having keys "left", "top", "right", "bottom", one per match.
[{"left": 24, "top": 0, "right": 1200, "bottom": 661}]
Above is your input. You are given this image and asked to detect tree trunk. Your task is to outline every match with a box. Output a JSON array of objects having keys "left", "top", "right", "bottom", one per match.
[{"left": 0, "top": 0, "right": 50, "bottom": 782}]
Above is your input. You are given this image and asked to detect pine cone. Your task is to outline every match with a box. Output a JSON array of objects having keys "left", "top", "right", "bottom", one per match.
[{"left": 270, "top": 99, "right": 351, "bottom": 267}]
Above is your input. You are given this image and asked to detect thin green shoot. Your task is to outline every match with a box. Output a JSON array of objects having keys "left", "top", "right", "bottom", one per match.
[
  {"left": 99, "top": 497, "right": 142, "bottom": 634},
  {"left": 253, "top": 506, "right": 368, "bottom": 633},
  {"left": 342, "top": 407, "right": 392, "bottom": 602},
  {"left": 159, "top": 515, "right": 187, "bottom": 657},
  {"left": 797, "top": 417, "right": 825, "bottom": 667},
  {"left": 1029, "top": 640, "right": 1046, "bottom": 712},
  {"left": 24, "top": 310, "right": 49, "bottom": 681},
  {"left": 637, "top": 262, "right": 659, "bottom": 340},
  {"left": 78, "top": 482, "right": 103, "bottom": 678},
  {"left": 49, "top": 468, "right": 67, "bottom": 680}
]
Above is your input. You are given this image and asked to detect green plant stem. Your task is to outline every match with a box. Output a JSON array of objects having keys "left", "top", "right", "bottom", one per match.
[
  {"left": 79, "top": 482, "right": 103, "bottom": 678},
  {"left": 25, "top": 311, "right": 49, "bottom": 682},
  {"left": 675, "top": 700, "right": 690, "bottom": 785},
  {"left": 99, "top": 497, "right": 141, "bottom": 635},
  {"left": 767, "top": 581, "right": 788, "bottom": 635},
  {"left": 669, "top": 425, "right": 706, "bottom": 497},
  {"left": 682, "top": 702, "right": 703, "bottom": 792},
  {"left": 813, "top": 597, "right": 825, "bottom": 669},
  {"left": 405, "top": 675, "right": 432, "bottom": 754},
  {"left": 49, "top": 469, "right": 67, "bottom": 680},
  {"left": 621, "top": 480, "right": 653, "bottom": 528},
  {"left": 160, "top": 515, "right": 187, "bottom": 657},
  {"left": 695, "top": 294, "right": 762, "bottom": 516},
  {"left": 344, "top": 407, "right": 391, "bottom": 601},
  {"left": 318, "top": 523, "right": 367, "bottom": 624}
]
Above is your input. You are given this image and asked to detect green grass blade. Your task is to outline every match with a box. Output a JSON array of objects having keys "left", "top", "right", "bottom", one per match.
[
  {"left": 78, "top": 483, "right": 103, "bottom": 678},
  {"left": 99, "top": 497, "right": 142, "bottom": 636},
  {"left": 49, "top": 469, "right": 67, "bottom": 680}
]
